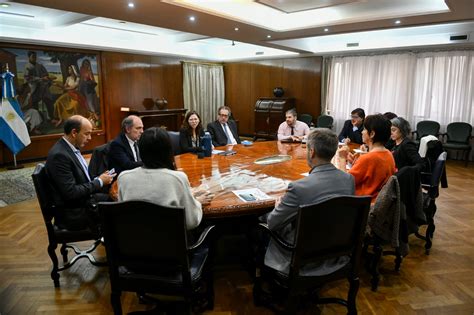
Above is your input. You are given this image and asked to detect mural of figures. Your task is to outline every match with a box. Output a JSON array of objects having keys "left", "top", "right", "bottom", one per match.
[{"left": 0, "top": 47, "right": 102, "bottom": 136}]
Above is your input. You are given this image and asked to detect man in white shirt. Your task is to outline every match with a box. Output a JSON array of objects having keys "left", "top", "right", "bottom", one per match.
[
  {"left": 207, "top": 106, "right": 241, "bottom": 147},
  {"left": 277, "top": 109, "right": 310, "bottom": 141},
  {"left": 108, "top": 115, "right": 144, "bottom": 175}
]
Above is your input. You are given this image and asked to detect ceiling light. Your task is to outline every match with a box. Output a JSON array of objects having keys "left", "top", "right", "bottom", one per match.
[
  {"left": 234, "top": 27, "right": 239, "bottom": 31},
  {"left": 267, "top": 35, "right": 271, "bottom": 38},
  {"left": 119, "top": 21, "right": 126, "bottom": 24},
  {"left": 189, "top": 16, "right": 195, "bottom": 22},
  {"left": 324, "top": 28, "right": 329, "bottom": 32},
  {"left": 395, "top": 20, "right": 401, "bottom": 24},
  {"left": 0, "top": 3, "right": 10, "bottom": 7},
  {"left": 128, "top": 2, "right": 135, "bottom": 8}
]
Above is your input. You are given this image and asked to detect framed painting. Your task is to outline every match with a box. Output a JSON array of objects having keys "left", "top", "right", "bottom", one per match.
[{"left": 0, "top": 45, "right": 102, "bottom": 136}]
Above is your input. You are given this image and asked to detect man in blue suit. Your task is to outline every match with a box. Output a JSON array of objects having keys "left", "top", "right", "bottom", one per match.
[{"left": 108, "top": 115, "right": 144, "bottom": 176}]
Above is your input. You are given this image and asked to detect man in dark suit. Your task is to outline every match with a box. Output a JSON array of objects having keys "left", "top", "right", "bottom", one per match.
[
  {"left": 207, "top": 106, "right": 241, "bottom": 147},
  {"left": 338, "top": 107, "right": 365, "bottom": 145},
  {"left": 108, "top": 115, "right": 144, "bottom": 175},
  {"left": 46, "top": 115, "right": 115, "bottom": 231}
]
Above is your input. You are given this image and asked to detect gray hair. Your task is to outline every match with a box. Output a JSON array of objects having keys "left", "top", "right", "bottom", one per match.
[
  {"left": 306, "top": 128, "right": 338, "bottom": 161},
  {"left": 286, "top": 108, "right": 297, "bottom": 117},
  {"left": 122, "top": 115, "right": 136, "bottom": 132},
  {"left": 390, "top": 117, "right": 411, "bottom": 139}
]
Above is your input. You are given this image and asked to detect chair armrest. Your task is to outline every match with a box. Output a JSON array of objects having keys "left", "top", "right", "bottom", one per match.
[
  {"left": 188, "top": 225, "right": 215, "bottom": 251},
  {"left": 256, "top": 222, "right": 295, "bottom": 251}
]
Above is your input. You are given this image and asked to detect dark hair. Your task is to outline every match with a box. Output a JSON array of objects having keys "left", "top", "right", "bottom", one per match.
[
  {"left": 307, "top": 128, "right": 338, "bottom": 161},
  {"left": 351, "top": 108, "right": 365, "bottom": 119},
  {"left": 383, "top": 112, "right": 398, "bottom": 120},
  {"left": 390, "top": 117, "right": 411, "bottom": 139},
  {"left": 218, "top": 105, "right": 231, "bottom": 116},
  {"left": 364, "top": 114, "right": 391, "bottom": 145},
  {"left": 285, "top": 108, "right": 297, "bottom": 117},
  {"left": 27, "top": 51, "right": 36, "bottom": 58},
  {"left": 64, "top": 117, "right": 82, "bottom": 135},
  {"left": 182, "top": 110, "right": 203, "bottom": 134},
  {"left": 138, "top": 127, "right": 176, "bottom": 170}
]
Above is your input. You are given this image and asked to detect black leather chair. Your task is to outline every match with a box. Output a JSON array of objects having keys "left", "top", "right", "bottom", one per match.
[
  {"left": 253, "top": 196, "right": 371, "bottom": 314},
  {"left": 413, "top": 120, "right": 440, "bottom": 145},
  {"left": 316, "top": 115, "right": 334, "bottom": 129},
  {"left": 442, "top": 122, "right": 472, "bottom": 167},
  {"left": 415, "top": 151, "right": 448, "bottom": 254},
  {"left": 88, "top": 142, "right": 111, "bottom": 179},
  {"left": 99, "top": 200, "right": 215, "bottom": 315},
  {"left": 32, "top": 163, "right": 105, "bottom": 288},
  {"left": 299, "top": 114, "right": 313, "bottom": 127},
  {"left": 168, "top": 130, "right": 182, "bottom": 155}
]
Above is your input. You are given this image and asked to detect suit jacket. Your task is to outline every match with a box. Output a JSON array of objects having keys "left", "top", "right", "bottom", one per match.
[
  {"left": 179, "top": 128, "right": 205, "bottom": 153},
  {"left": 261, "top": 164, "right": 355, "bottom": 275},
  {"left": 108, "top": 133, "right": 143, "bottom": 175},
  {"left": 338, "top": 119, "right": 363, "bottom": 144},
  {"left": 207, "top": 120, "right": 241, "bottom": 147},
  {"left": 390, "top": 138, "right": 425, "bottom": 171},
  {"left": 45, "top": 138, "right": 103, "bottom": 230}
]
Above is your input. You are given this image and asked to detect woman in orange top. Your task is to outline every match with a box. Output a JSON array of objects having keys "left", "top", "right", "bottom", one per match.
[{"left": 338, "top": 114, "right": 396, "bottom": 201}]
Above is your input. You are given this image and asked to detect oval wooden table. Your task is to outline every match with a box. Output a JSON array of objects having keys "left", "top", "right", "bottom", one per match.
[{"left": 175, "top": 141, "right": 312, "bottom": 219}]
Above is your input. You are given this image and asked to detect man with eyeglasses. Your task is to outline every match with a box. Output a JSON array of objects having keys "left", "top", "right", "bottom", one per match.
[
  {"left": 207, "top": 105, "right": 241, "bottom": 147},
  {"left": 338, "top": 108, "right": 365, "bottom": 145}
]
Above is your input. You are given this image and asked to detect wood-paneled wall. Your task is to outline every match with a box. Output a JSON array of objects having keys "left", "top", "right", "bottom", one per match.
[{"left": 224, "top": 56, "right": 322, "bottom": 136}]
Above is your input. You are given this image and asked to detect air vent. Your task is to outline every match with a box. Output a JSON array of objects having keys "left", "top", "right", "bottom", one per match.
[
  {"left": 450, "top": 34, "right": 468, "bottom": 41},
  {"left": 347, "top": 42, "right": 359, "bottom": 47},
  {"left": 255, "top": 51, "right": 264, "bottom": 55}
]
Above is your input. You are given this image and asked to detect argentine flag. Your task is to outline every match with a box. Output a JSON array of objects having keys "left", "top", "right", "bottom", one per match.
[{"left": 1, "top": 71, "right": 31, "bottom": 155}]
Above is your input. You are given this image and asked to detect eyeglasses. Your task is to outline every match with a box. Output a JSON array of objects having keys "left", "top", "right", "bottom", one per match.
[{"left": 219, "top": 114, "right": 229, "bottom": 117}]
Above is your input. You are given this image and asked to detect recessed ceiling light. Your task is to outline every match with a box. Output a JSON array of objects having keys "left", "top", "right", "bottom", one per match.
[
  {"left": 0, "top": 3, "right": 10, "bottom": 7},
  {"left": 234, "top": 27, "right": 239, "bottom": 31},
  {"left": 324, "top": 28, "right": 329, "bottom": 32},
  {"left": 395, "top": 20, "right": 401, "bottom": 24},
  {"left": 128, "top": 2, "right": 135, "bottom": 8},
  {"left": 267, "top": 35, "right": 271, "bottom": 38},
  {"left": 119, "top": 21, "right": 126, "bottom": 24},
  {"left": 189, "top": 16, "right": 195, "bottom": 22}
]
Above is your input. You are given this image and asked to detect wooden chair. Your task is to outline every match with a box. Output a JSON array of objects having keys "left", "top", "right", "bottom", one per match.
[
  {"left": 31, "top": 163, "right": 105, "bottom": 288},
  {"left": 253, "top": 196, "right": 371, "bottom": 314},
  {"left": 99, "top": 200, "right": 215, "bottom": 315}
]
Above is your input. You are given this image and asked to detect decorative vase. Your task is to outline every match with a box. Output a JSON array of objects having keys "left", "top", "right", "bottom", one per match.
[
  {"left": 155, "top": 98, "right": 168, "bottom": 110},
  {"left": 273, "top": 87, "right": 284, "bottom": 97},
  {"left": 143, "top": 98, "right": 154, "bottom": 110}
]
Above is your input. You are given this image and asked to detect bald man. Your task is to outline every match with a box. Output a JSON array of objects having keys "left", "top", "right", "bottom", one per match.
[
  {"left": 46, "top": 115, "right": 115, "bottom": 231},
  {"left": 108, "top": 115, "right": 144, "bottom": 176}
]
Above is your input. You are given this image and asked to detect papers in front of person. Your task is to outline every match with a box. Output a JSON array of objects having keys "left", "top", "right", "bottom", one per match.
[
  {"left": 233, "top": 188, "right": 272, "bottom": 202},
  {"left": 212, "top": 149, "right": 225, "bottom": 154}
]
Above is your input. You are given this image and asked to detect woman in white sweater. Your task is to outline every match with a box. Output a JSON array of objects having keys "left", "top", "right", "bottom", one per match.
[{"left": 118, "top": 127, "right": 213, "bottom": 230}]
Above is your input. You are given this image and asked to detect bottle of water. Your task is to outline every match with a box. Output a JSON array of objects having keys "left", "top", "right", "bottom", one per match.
[{"left": 202, "top": 132, "right": 212, "bottom": 157}]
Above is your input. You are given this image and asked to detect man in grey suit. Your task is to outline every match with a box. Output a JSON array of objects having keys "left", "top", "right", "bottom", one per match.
[{"left": 260, "top": 128, "right": 355, "bottom": 275}]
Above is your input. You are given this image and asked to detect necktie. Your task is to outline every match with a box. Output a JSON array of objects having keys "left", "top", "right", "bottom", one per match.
[
  {"left": 133, "top": 142, "right": 141, "bottom": 162},
  {"left": 74, "top": 149, "right": 91, "bottom": 181},
  {"left": 291, "top": 126, "right": 294, "bottom": 136},
  {"left": 223, "top": 124, "right": 231, "bottom": 144}
]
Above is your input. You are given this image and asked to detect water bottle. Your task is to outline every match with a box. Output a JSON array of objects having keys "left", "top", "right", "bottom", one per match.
[{"left": 202, "top": 132, "right": 212, "bottom": 157}]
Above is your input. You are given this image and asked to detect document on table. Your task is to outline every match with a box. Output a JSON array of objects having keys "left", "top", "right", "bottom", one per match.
[{"left": 233, "top": 188, "right": 272, "bottom": 202}]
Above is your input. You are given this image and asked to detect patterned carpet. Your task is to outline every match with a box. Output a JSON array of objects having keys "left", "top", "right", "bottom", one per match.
[{"left": 0, "top": 166, "right": 36, "bottom": 207}]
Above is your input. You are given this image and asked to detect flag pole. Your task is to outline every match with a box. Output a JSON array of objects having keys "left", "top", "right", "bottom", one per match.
[{"left": 6, "top": 154, "right": 24, "bottom": 170}]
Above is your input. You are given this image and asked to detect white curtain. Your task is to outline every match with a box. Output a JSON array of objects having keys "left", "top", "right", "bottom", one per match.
[
  {"left": 182, "top": 62, "right": 225, "bottom": 127},
  {"left": 326, "top": 50, "right": 474, "bottom": 134}
]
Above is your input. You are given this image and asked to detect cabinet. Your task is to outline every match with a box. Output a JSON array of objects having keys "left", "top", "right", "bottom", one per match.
[
  {"left": 125, "top": 108, "right": 187, "bottom": 131},
  {"left": 254, "top": 98, "right": 295, "bottom": 140}
]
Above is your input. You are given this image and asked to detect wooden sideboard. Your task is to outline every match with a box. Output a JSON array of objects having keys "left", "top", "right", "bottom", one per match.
[
  {"left": 254, "top": 98, "right": 295, "bottom": 140},
  {"left": 125, "top": 108, "right": 187, "bottom": 131}
]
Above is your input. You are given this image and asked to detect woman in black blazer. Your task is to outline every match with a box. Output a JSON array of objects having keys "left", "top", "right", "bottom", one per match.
[
  {"left": 388, "top": 117, "right": 425, "bottom": 171},
  {"left": 179, "top": 110, "right": 205, "bottom": 153}
]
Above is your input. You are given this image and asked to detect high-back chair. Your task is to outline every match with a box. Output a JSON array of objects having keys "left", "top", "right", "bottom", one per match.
[
  {"left": 167, "top": 130, "right": 182, "bottom": 155},
  {"left": 298, "top": 114, "right": 313, "bottom": 127},
  {"left": 415, "top": 152, "right": 448, "bottom": 254},
  {"left": 316, "top": 115, "right": 334, "bottom": 129},
  {"left": 253, "top": 196, "right": 371, "bottom": 314},
  {"left": 413, "top": 120, "right": 440, "bottom": 144},
  {"left": 99, "top": 200, "right": 215, "bottom": 315},
  {"left": 442, "top": 122, "right": 472, "bottom": 167},
  {"left": 88, "top": 142, "right": 111, "bottom": 179},
  {"left": 31, "top": 163, "right": 104, "bottom": 287}
]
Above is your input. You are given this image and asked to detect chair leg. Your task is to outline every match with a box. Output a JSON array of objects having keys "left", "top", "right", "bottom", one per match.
[
  {"left": 394, "top": 253, "right": 402, "bottom": 272},
  {"left": 370, "top": 243, "right": 382, "bottom": 292},
  {"left": 283, "top": 294, "right": 299, "bottom": 315},
  {"left": 347, "top": 276, "right": 359, "bottom": 315},
  {"left": 47, "top": 241, "right": 60, "bottom": 287},
  {"left": 111, "top": 290, "right": 122, "bottom": 315},
  {"left": 60, "top": 243, "right": 68, "bottom": 263},
  {"left": 465, "top": 149, "right": 471, "bottom": 167},
  {"left": 425, "top": 199, "right": 437, "bottom": 255}
]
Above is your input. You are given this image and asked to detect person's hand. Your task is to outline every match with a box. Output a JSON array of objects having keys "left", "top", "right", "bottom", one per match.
[
  {"left": 346, "top": 152, "right": 355, "bottom": 164},
  {"left": 359, "top": 144, "right": 368, "bottom": 152},
  {"left": 338, "top": 146, "right": 350, "bottom": 159},
  {"left": 99, "top": 170, "right": 116, "bottom": 186},
  {"left": 344, "top": 138, "right": 351, "bottom": 145},
  {"left": 196, "top": 191, "right": 214, "bottom": 206},
  {"left": 274, "top": 195, "right": 282, "bottom": 207}
]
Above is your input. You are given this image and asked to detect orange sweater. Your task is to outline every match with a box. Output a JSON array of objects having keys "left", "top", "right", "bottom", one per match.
[{"left": 349, "top": 150, "right": 396, "bottom": 201}]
